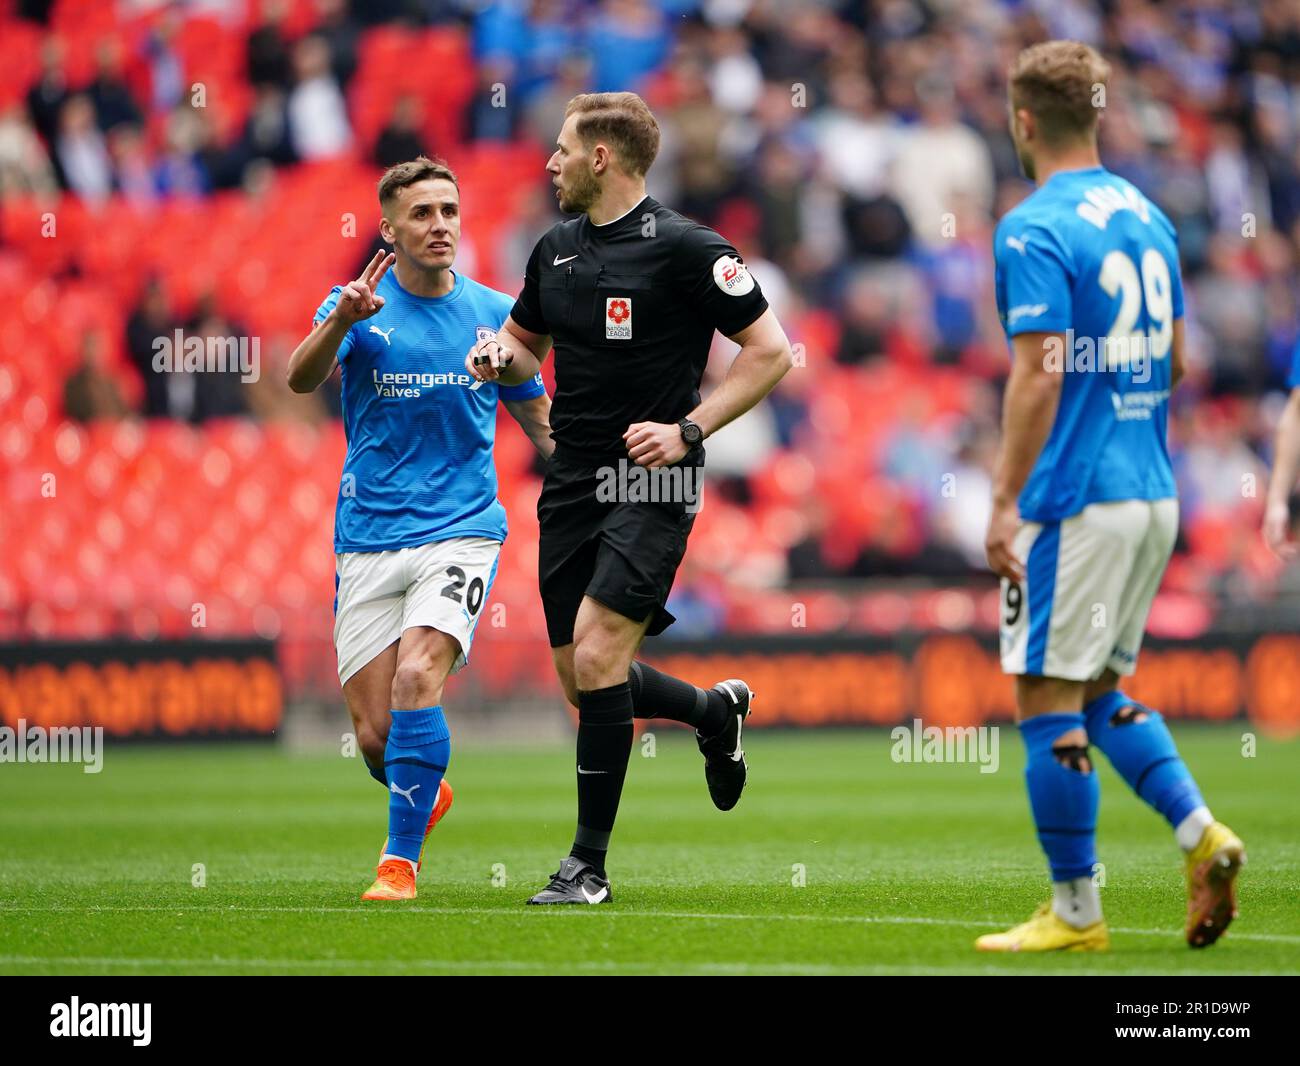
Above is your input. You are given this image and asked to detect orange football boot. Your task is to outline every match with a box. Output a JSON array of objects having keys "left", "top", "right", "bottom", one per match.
[{"left": 361, "top": 858, "right": 417, "bottom": 901}]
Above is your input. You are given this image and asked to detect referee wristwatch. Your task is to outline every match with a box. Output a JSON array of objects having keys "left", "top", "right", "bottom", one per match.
[{"left": 678, "top": 418, "right": 704, "bottom": 447}]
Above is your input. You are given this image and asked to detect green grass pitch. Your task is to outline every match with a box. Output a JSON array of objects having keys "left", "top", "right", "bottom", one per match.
[{"left": 1, "top": 727, "right": 1296, "bottom": 975}]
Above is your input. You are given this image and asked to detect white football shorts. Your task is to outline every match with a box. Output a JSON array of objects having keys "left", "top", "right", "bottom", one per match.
[
  {"left": 334, "top": 536, "right": 501, "bottom": 686},
  {"left": 1000, "top": 498, "right": 1178, "bottom": 681}
]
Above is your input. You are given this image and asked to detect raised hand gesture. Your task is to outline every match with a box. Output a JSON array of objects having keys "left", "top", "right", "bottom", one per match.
[{"left": 331, "top": 250, "right": 396, "bottom": 326}]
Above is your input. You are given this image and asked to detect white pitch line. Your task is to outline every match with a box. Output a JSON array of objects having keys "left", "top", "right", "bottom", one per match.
[
  {"left": 0, "top": 954, "right": 1284, "bottom": 977},
  {"left": 0, "top": 904, "right": 1297, "bottom": 945},
  {"left": 0, "top": 955, "right": 957, "bottom": 975}
]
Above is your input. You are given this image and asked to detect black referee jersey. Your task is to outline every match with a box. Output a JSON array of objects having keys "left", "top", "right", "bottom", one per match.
[{"left": 509, "top": 195, "right": 769, "bottom": 460}]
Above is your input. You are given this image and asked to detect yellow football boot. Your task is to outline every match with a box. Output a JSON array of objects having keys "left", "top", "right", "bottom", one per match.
[
  {"left": 975, "top": 903, "right": 1110, "bottom": 952},
  {"left": 1185, "top": 821, "right": 1245, "bottom": 948}
]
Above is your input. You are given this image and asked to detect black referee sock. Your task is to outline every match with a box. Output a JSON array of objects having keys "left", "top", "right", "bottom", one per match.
[
  {"left": 571, "top": 682, "right": 634, "bottom": 877},
  {"left": 628, "top": 661, "right": 729, "bottom": 736}
]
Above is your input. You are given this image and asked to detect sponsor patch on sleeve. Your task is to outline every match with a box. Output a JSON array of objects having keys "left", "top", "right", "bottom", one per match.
[
  {"left": 1007, "top": 303, "right": 1050, "bottom": 324},
  {"left": 712, "top": 255, "right": 755, "bottom": 296}
]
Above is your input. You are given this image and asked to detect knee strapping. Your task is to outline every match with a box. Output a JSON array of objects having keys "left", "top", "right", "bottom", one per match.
[
  {"left": 1108, "top": 703, "right": 1151, "bottom": 727},
  {"left": 1051, "top": 743, "right": 1094, "bottom": 774},
  {"left": 1082, "top": 695, "right": 1205, "bottom": 827},
  {"left": 1018, "top": 713, "right": 1099, "bottom": 882}
]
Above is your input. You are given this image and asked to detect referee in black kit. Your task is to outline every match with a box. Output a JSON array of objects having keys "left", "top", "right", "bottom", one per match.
[{"left": 467, "top": 92, "right": 793, "bottom": 905}]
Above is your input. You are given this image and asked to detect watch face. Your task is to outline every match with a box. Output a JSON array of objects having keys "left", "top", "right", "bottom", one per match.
[{"left": 682, "top": 422, "right": 702, "bottom": 444}]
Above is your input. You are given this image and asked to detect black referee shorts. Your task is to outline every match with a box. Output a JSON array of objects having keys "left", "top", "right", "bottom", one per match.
[{"left": 537, "top": 447, "right": 702, "bottom": 647}]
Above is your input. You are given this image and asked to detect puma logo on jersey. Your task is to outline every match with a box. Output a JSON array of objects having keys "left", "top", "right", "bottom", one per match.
[
  {"left": 369, "top": 325, "right": 395, "bottom": 345},
  {"left": 1006, "top": 236, "right": 1031, "bottom": 255},
  {"left": 553, "top": 254, "right": 578, "bottom": 266},
  {"left": 390, "top": 781, "right": 421, "bottom": 806}
]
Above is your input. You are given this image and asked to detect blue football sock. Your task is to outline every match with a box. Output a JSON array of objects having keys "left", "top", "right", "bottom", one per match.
[
  {"left": 363, "top": 755, "right": 386, "bottom": 786},
  {"left": 1083, "top": 690, "right": 1205, "bottom": 829},
  {"left": 1020, "top": 713, "right": 1099, "bottom": 882},
  {"left": 383, "top": 706, "right": 451, "bottom": 864}
]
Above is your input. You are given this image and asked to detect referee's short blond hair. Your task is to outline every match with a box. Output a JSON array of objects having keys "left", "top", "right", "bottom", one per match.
[
  {"left": 564, "top": 92, "right": 660, "bottom": 177},
  {"left": 1010, "top": 41, "right": 1110, "bottom": 145}
]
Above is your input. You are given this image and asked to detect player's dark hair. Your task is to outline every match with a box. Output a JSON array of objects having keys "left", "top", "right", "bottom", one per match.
[
  {"left": 1010, "top": 40, "right": 1110, "bottom": 145},
  {"left": 377, "top": 156, "right": 459, "bottom": 208},
  {"left": 563, "top": 92, "right": 660, "bottom": 177}
]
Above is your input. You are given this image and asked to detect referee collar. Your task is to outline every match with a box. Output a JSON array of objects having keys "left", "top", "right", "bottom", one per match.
[{"left": 589, "top": 194, "right": 651, "bottom": 230}]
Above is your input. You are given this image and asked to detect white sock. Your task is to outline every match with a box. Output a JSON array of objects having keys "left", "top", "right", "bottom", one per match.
[
  {"left": 381, "top": 853, "right": 418, "bottom": 873},
  {"left": 1175, "top": 806, "right": 1214, "bottom": 852},
  {"left": 1052, "top": 876, "right": 1102, "bottom": 929}
]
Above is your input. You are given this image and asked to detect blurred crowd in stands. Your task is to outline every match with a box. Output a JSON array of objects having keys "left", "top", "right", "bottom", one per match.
[{"left": 3, "top": 0, "right": 1298, "bottom": 609}]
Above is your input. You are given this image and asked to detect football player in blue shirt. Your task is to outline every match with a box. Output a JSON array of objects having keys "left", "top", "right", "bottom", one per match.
[
  {"left": 1263, "top": 342, "right": 1300, "bottom": 557},
  {"left": 287, "top": 157, "right": 552, "bottom": 901},
  {"left": 981, "top": 42, "right": 1244, "bottom": 951}
]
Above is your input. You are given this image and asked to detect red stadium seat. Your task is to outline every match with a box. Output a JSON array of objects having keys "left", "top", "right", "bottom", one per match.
[{"left": 0, "top": 19, "right": 45, "bottom": 108}]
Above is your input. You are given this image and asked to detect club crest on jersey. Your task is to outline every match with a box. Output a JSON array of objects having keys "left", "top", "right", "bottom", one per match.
[
  {"left": 475, "top": 326, "right": 497, "bottom": 345},
  {"left": 605, "top": 297, "right": 632, "bottom": 340},
  {"left": 712, "top": 255, "right": 754, "bottom": 296}
]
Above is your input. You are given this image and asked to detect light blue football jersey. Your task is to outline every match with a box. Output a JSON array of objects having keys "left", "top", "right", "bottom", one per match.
[
  {"left": 314, "top": 269, "right": 546, "bottom": 553},
  {"left": 994, "top": 166, "right": 1184, "bottom": 522}
]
